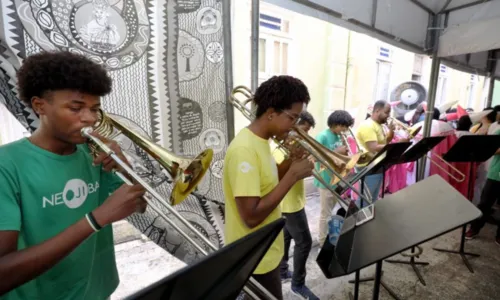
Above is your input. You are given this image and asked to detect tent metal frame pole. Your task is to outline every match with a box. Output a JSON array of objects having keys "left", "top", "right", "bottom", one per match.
[
  {"left": 485, "top": 50, "right": 497, "bottom": 108},
  {"left": 418, "top": 14, "right": 442, "bottom": 181},
  {"left": 487, "top": 75, "right": 496, "bottom": 107},
  {"left": 251, "top": 0, "right": 260, "bottom": 93},
  {"left": 223, "top": 0, "right": 235, "bottom": 141}
]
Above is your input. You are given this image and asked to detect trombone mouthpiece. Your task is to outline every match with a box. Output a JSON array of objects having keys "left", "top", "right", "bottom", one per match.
[{"left": 81, "top": 127, "right": 94, "bottom": 137}]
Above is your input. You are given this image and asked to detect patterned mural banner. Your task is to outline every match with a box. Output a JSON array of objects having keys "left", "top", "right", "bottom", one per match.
[{"left": 0, "top": 0, "right": 230, "bottom": 264}]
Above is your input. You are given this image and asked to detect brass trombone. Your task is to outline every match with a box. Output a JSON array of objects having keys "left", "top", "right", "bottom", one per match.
[
  {"left": 82, "top": 110, "right": 275, "bottom": 300},
  {"left": 229, "top": 85, "right": 373, "bottom": 209},
  {"left": 388, "top": 116, "right": 465, "bottom": 183},
  {"left": 389, "top": 116, "right": 422, "bottom": 139},
  {"left": 340, "top": 128, "right": 375, "bottom": 166},
  {"left": 340, "top": 128, "right": 374, "bottom": 200}
]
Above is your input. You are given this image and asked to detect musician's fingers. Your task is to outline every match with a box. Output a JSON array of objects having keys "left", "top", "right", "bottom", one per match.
[
  {"left": 135, "top": 197, "right": 148, "bottom": 213},
  {"left": 93, "top": 152, "right": 107, "bottom": 166},
  {"left": 101, "top": 156, "right": 115, "bottom": 172}
]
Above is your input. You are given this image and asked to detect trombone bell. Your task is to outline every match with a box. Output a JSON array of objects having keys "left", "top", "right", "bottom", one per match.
[
  {"left": 90, "top": 110, "right": 213, "bottom": 205},
  {"left": 170, "top": 149, "right": 213, "bottom": 205},
  {"left": 292, "top": 126, "right": 361, "bottom": 185}
]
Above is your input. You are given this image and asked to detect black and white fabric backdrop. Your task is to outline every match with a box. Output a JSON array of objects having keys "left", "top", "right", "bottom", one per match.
[{"left": 0, "top": 0, "right": 230, "bottom": 264}]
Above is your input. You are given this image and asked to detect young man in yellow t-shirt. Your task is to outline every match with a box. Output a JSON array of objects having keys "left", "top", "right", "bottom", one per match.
[
  {"left": 355, "top": 100, "right": 407, "bottom": 203},
  {"left": 272, "top": 111, "right": 319, "bottom": 300},
  {"left": 223, "top": 76, "right": 314, "bottom": 300}
]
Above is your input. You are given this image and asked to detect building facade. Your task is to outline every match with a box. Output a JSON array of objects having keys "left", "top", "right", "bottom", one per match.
[{"left": 230, "top": 0, "right": 495, "bottom": 137}]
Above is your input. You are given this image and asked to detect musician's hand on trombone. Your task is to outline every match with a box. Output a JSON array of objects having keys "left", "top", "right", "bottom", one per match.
[
  {"left": 89, "top": 131, "right": 130, "bottom": 173},
  {"left": 387, "top": 119, "right": 395, "bottom": 131},
  {"left": 286, "top": 158, "right": 314, "bottom": 182},
  {"left": 93, "top": 183, "right": 146, "bottom": 226},
  {"left": 334, "top": 145, "right": 348, "bottom": 155}
]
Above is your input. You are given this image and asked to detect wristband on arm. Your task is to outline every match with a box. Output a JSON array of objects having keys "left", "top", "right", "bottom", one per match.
[{"left": 85, "top": 212, "right": 103, "bottom": 232}]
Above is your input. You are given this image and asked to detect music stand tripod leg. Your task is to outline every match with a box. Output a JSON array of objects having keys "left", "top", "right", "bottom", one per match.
[
  {"left": 385, "top": 246, "right": 429, "bottom": 285},
  {"left": 383, "top": 156, "right": 429, "bottom": 285},
  {"left": 349, "top": 178, "right": 374, "bottom": 284},
  {"left": 348, "top": 270, "right": 362, "bottom": 300},
  {"left": 371, "top": 261, "right": 403, "bottom": 300},
  {"left": 348, "top": 173, "right": 401, "bottom": 300},
  {"left": 433, "top": 225, "right": 480, "bottom": 273},
  {"left": 348, "top": 267, "right": 401, "bottom": 300},
  {"left": 433, "top": 166, "right": 480, "bottom": 273}
]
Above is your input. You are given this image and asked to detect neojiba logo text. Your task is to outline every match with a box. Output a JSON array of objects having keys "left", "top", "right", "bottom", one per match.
[{"left": 42, "top": 179, "right": 100, "bottom": 209}]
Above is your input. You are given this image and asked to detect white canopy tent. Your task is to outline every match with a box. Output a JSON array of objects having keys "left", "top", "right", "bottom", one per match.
[
  {"left": 260, "top": 0, "right": 500, "bottom": 78},
  {"left": 247, "top": 0, "right": 500, "bottom": 136}
]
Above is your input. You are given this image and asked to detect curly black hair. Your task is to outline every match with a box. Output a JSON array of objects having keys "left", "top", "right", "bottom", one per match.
[
  {"left": 253, "top": 75, "right": 310, "bottom": 118},
  {"left": 327, "top": 110, "right": 354, "bottom": 128},
  {"left": 432, "top": 107, "right": 440, "bottom": 120},
  {"left": 457, "top": 115, "right": 472, "bottom": 131},
  {"left": 298, "top": 110, "right": 316, "bottom": 127},
  {"left": 16, "top": 51, "right": 112, "bottom": 108}
]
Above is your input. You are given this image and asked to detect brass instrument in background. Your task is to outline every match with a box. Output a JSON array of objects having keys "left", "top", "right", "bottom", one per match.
[
  {"left": 229, "top": 85, "right": 372, "bottom": 208},
  {"left": 340, "top": 128, "right": 374, "bottom": 200},
  {"left": 341, "top": 128, "right": 375, "bottom": 166},
  {"left": 389, "top": 116, "right": 422, "bottom": 139},
  {"left": 292, "top": 127, "right": 361, "bottom": 181},
  {"left": 386, "top": 115, "right": 465, "bottom": 183},
  {"left": 82, "top": 110, "right": 274, "bottom": 300}
]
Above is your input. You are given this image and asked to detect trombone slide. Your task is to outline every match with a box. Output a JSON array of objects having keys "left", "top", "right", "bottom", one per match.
[
  {"left": 82, "top": 127, "right": 273, "bottom": 300},
  {"left": 424, "top": 153, "right": 466, "bottom": 183}
]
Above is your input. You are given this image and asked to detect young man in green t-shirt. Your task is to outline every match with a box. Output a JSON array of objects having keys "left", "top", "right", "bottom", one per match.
[
  {"left": 313, "top": 110, "right": 354, "bottom": 247},
  {"left": 466, "top": 127, "right": 500, "bottom": 245},
  {"left": 0, "top": 51, "right": 146, "bottom": 299}
]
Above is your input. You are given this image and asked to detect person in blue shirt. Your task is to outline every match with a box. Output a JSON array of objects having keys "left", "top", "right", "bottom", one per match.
[{"left": 313, "top": 110, "right": 354, "bottom": 247}]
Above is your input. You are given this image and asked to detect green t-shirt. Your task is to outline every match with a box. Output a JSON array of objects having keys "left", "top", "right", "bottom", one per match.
[
  {"left": 487, "top": 129, "right": 500, "bottom": 181},
  {"left": 0, "top": 138, "right": 123, "bottom": 300},
  {"left": 313, "top": 129, "right": 342, "bottom": 189}
]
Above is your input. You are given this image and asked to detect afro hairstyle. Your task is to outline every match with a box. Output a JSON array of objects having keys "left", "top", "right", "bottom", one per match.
[
  {"left": 16, "top": 51, "right": 112, "bottom": 108},
  {"left": 327, "top": 110, "right": 354, "bottom": 128},
  {"left": 298, "top": 110, "right": 316, "bottom": 128},
  {"left": 253, "top": 75, "right": 310, "bottom": 118}
]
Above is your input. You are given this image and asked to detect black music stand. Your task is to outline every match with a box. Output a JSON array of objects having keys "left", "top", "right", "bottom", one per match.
[
  {"left": 335, "top": 142, "right": 412, "bottom": 200},
  {"left": 345, "top": 142, "right": 412, "bottom": 299},
  {"left": 384, "top": 136, "right": 446, "bottom": 285},
  {"left": 363, "top": 141, "right": 412, "bottom": 199},
  {"left": 125, "top": 218, "right": 286, "bottom": 300},
  {"left": 433, "top": 134, "right": 500, "bottom": 273},
  {"left": 317, "top": 175, "right": 481, "bottom": 300}
]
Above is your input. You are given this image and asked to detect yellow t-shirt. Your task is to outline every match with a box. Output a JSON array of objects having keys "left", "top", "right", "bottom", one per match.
[
  {"left": 470, "top": 123, "right": 481, "bottom": 134},
  {"left": 223, "top": 128, "right": 284, "bottom": 274},
  {"left": 355, "top": 119, "right": 386, "bottom": 166},
  {"left": 271, "top": 144, "right": 305, "bottom": 214}
]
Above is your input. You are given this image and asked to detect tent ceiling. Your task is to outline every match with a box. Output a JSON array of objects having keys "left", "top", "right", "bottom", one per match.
[
  {"left": 414, "top": 0, "right": 489, "bottom": 13},
  {"left": 264, "top": 0, "right": 500, "bottom": 77}
]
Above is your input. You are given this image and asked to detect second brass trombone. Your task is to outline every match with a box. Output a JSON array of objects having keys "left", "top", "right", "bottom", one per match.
[
  {"left": 389, "top": 116, "right": 466, "bottom": 182},
  {"left": 229, "top": 85, "right": 373, "bottom": 210}
]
